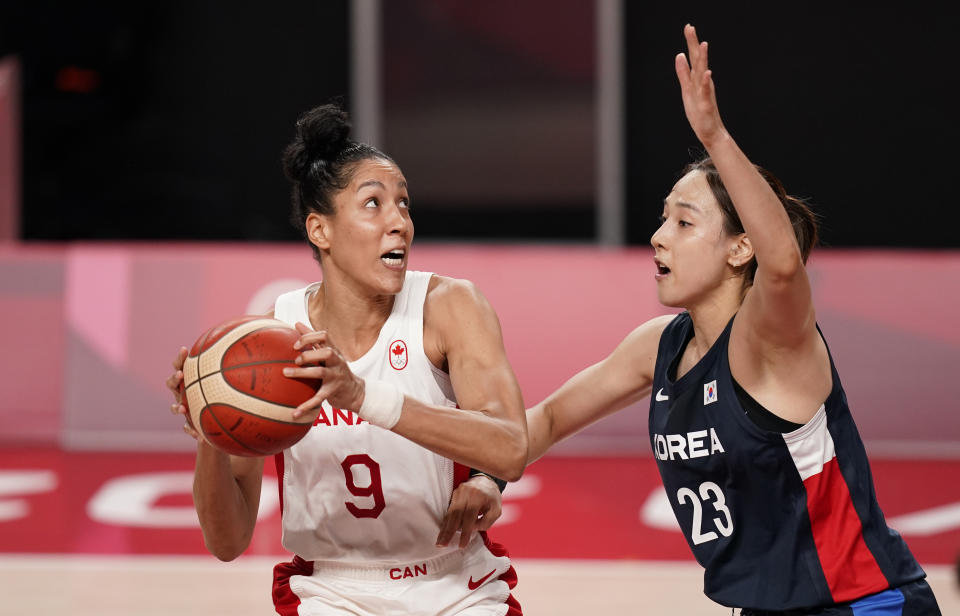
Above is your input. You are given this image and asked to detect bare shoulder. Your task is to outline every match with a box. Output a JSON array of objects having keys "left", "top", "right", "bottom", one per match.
[
  {"left": 607, "top": 314, "right": 676, "bottom": 380},
  {"left": 426, "top": 274, "right": 488, "bottom": 309},
  {"left": 424, "top": 275, "right": 496, "bottom": 327},
  {"left": 423, "top": 275, "right": 501, "bottom": 362},
  {"left": 620, "top": 314, "right": 675, "bottom": 351}
]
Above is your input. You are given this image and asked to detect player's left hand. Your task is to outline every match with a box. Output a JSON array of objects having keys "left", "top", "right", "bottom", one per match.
[
  {"left": 286, "top": 322, "right": 365, "bottom": 419},
  {"left": 436, "top": 474, "right": 503, "bottom": 549}
]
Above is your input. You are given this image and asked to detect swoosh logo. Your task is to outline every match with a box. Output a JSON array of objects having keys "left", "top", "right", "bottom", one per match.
[
  {"left": 655, "top": 388, "right": 669, "bottom": 402},
  {"left": 467, "top": 569, "right": 497, "bottom": 590}
]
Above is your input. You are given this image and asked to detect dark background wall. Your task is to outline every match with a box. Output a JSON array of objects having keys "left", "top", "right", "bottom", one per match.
[
  {"left": 1, "top": 0, "right": 349, "bottom": 241},
  {"left": 626, "top": 4, "right": 957, "bottom": 248},
  {"left": 2, "top": 2, "right": 957, "bottom": 247}
]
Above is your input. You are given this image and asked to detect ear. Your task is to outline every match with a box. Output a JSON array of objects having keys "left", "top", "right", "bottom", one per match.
[
  {"left": 727, "top": 233, "right": 754, "bottom": 269},
  {"left": 305, "top": 212, "right": 332, "bottom": 251}
]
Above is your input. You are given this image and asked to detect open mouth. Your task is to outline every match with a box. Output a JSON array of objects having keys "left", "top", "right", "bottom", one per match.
[
  {"left": 655, "top": 259, "right": 671, "bottom": 276},
  {"left": 381, "top": 249, "right": 405, "bottom": 267}
]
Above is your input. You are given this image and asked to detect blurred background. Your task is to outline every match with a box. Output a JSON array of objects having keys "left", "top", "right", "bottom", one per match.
[
  {"left": 1, "top": 1, "right": 958, "bottom": 614},
  {"left": 3, "top": 1, "right": 957, "bottom": 245}
]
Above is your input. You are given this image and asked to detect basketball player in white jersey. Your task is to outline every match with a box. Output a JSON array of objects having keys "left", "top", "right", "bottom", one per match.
[{"left": 166, "top": 103, "right": 526, "bottom": 615}]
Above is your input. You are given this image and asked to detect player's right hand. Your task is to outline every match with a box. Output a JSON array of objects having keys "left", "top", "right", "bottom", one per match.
[
  {"left": 288, "top": 322, "right": 366, "bottom": 420},
  {"left": 165, "top": 346, "right": 199, "bottom": 440}
]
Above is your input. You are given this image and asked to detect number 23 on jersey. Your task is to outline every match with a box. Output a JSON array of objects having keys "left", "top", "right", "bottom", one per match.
[{"left": 676, "top": 481, "right": 733, "bottom": 545}]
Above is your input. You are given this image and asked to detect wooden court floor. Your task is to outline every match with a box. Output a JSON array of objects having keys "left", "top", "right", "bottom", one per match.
[{"left": 1, "top": 555, "right": 956, "bottom": 614}]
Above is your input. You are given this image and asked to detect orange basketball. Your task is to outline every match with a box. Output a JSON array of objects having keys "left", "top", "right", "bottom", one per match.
[{"left": 181, "top": 316, "right": 320, "bottom": 456}]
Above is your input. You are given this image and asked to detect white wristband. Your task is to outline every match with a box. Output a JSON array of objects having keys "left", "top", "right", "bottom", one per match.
[{"left": 358, "top": 380, "right": 404, "bottom": 429}]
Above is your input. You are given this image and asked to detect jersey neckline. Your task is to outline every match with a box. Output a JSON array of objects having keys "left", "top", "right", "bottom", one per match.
[{"left": 299, "top": 279, "right": 405, "bottom": 373}]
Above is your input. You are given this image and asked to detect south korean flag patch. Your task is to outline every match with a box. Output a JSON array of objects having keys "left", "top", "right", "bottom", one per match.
[{"left": 703, "top": 380, "right": 718, "bottom": 405}]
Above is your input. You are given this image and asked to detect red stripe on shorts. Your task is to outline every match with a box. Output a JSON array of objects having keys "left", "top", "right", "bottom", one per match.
[
  {"left": 272, "top": 555, "right": 313, "bottom": 615},
  {"left": 481, "top": 531, "right": 523, "bottom": 616}
]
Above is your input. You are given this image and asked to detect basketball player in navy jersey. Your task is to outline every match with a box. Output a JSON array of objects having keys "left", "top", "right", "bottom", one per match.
[
  {"left": 526, "top": 25, "right": 940, "bottom": 614},
  {"left": 166, "top": 104, "right": 525, "bottom": 615}
]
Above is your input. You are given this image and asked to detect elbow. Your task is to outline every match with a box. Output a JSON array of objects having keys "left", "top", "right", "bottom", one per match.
[
  {"left": 770, "top": 262, "right": 803, "bottom": 283},
  {"left": 205, "top": 539, "right": 247, "bottom": 562},
  {"left": 479, "top": 430, "right": 526, "bottom": 482},
  {"left": 202, "top": 529, "right": 251, "bottom": 562},
  {"left": 757, "top": 259, "right": 805, "bottom": 295},
  {"left": 499, "top": 462, "right": 525, "bottom": 483},
  {"left": 501, "top": 466, "right": 524, "bottom": 483},
  {"left": 212, "top": 549, "right": 241, "bottom": 563},
  {"left": 762, "top": 247, "right": 805, "bottom": 284},
  {"left": 498, "top": 436, "right": 528, "bottom": 483}
]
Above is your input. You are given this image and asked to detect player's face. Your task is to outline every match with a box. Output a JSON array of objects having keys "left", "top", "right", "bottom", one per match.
[
  {"left": 650, "top": 170, "right": 737, "bottom": 308},
  {"left": 316, "top": 157, "right": 414, "bottom": 295}
]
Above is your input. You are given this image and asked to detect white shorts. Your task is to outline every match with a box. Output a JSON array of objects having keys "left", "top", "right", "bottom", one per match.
[{"left": 272, "top": 533, "right": 521, "bottom": 616}]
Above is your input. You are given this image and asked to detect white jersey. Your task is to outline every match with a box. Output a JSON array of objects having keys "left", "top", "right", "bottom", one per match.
[{"left": 272, "top": 270, "right": 461, "bottom": 565}]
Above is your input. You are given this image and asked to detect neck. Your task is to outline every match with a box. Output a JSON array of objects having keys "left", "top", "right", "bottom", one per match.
[
  {"left": 308, "top": 269, "right": 397, "bottom": 361},
  {"left": 684, "top": 278, "right": 743, "bottom": 357}
]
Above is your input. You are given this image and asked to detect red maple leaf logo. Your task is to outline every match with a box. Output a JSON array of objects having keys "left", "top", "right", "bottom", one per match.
[{"left": 392, "top": 344, "right": 404, "bottom": 356}]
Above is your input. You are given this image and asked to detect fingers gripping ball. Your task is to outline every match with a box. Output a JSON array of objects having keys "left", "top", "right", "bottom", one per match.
[{"left": 182, "top": 316, "right": 321, "bottom": 456}]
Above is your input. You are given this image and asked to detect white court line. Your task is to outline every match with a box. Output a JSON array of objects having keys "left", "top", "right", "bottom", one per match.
[{"left": 888, "top": 502, "right": 960, "bottom": 536}]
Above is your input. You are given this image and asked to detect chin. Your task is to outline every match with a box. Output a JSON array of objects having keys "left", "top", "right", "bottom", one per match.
[
  {"left": 379, "top": 269, "right": 406, "bottom": 294},
  {"left": 656, "top": 289, "right": 689, "bottom": 310},
  {"left": 656, "top": 288, "right": 677, "bottom": 308}
]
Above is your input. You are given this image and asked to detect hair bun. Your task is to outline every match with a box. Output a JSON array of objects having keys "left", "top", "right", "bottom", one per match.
[{"left": 282, "top": 103, "right": 353, "bottom": 183}]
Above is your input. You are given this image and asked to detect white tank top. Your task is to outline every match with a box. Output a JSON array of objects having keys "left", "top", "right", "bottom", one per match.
[{"left": 272, "top": 270, "right": 461, "bottom": 564}]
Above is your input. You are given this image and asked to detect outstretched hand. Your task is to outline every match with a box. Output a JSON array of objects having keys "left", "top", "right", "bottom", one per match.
[{"left": 675, "top": 24, "right": 727, "bottom": 148}]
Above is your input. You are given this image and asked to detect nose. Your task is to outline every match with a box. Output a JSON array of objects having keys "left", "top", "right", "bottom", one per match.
[
  {"left": 385, "top": 201, "right": 411, "bottom": 237},
  {"left": 650, "top": 222, "right": 666, "bottom": 250}
]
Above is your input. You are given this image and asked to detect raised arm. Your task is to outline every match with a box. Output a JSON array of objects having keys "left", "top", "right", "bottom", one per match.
[
  {"left": 527, "top": 315, "right": 671, "bottom": 463},
  {"left": 676, "top": 24, "right": 815, "bottom": 346}
]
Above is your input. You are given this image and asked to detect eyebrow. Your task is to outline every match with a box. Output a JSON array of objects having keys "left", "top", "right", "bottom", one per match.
[
  {"left": 356, "top": 179, "right": 407, "bottom": 192},
  {"left": 662, "top": 199, "right": 703, "bottom": 214}
]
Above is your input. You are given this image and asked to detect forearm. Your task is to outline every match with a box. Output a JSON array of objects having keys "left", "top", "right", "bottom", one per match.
[
  {"left": 390, "top": 397, "right": 527, "bottom": 482},
  {"left": 524, "top": 324, "right": 664, "bottom": 464},
  {"left": 192, "top": 442, "right": 260, "bottom": 561},
  {"left": 525, "top": 382, "right": 625, "bottom": 464},
  {"left": 704, "top": 133, "right": 803, "bottom": 273},
  {"left": 526, "top": 401, "right": 556, "bottom": 464}
]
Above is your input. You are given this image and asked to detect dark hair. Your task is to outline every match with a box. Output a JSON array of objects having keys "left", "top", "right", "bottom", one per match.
[
  {"left": 281, "top": 103, "right": 395, "bottom": 263},
  {"left": 682, "top": 157, "right": 818, "bottom": 288}
]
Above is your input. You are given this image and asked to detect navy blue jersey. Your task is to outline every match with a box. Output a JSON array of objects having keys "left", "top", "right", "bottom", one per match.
[{"left": 649, "top": 312, "right": 925, "bottom": 610}]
